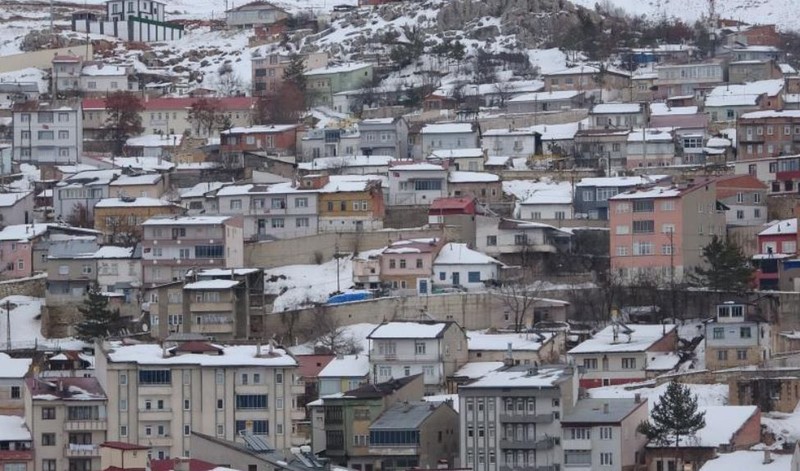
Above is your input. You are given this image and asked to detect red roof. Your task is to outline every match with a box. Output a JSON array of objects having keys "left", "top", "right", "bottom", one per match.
[
  {"left": 296, "top": 354, "right": 335, "bottom": 378},
  {"left": 82, "top": 97, "right": 256, "bottom": 112},
  {"left": 150, "top": 459, "right": 216, "bottom": 471},
  {"left": 429, "top": 197, "right": 476, "bottom": 213},
  {"left": 100, "top": 442, "right": 150, "bottom": 451},
  {"left": 171, "top": 341, "right": 223, "bottom": 354}
]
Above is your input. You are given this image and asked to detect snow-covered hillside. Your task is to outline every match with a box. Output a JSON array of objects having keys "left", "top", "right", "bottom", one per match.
[{"left": 570, "top": 0, "right": 800, "bottom": 31}]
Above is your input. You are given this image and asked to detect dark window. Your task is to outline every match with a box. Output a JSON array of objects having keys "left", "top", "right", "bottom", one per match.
[
  {"left": 67, "top": 406, "right": 99, "bottom": 420},
  {"left": 633, "top": 199, "right": 654, "bottom": 212},
  {"left": 195, "top": 245, "right": 224, "bottom": 258},
  {"left": 632, "top": 220, "right": 654, "bottom": 233},
  {"left": 138, "top": 370, "right": 172, "bottom": 385},
  {"left": 369, "top": 430, "right": 420, "bottom": 445},
  {"left": 235, "top": 394, "right": 268, "bottom": 409},
  {"left": 236, "top": 420, "right": 269, "bottom": 435},
  {"left": 42, "top": 407, "right": 56, "bottom": 420},
  {"left": 10, "top": 386, "right": 20, "bottom": 398}
]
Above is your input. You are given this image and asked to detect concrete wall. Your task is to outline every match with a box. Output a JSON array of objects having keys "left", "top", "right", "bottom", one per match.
[
  {"left": 0, "top": 45, "right": 94, "bottom": 74},
  {"left": 245, "top": 228, "right": 444, "bottom": 268}
]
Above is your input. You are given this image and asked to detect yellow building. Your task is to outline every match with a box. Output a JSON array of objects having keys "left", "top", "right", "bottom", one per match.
[{"left": 314, "top": 175, "right": 385, "bottom": 233}]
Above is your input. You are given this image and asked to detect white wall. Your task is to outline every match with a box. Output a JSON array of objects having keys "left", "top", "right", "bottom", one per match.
[{"left": 432, "top": 262, "right": 498, "bottom": 290}]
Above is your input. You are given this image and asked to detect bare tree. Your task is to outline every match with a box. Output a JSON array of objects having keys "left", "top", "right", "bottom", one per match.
[
  {"left": 65, "top": 203, "right": 93, "bottom": 228},
  {"left": 103, "top": 215, "right": 143, "bottom": 247},
  {"left": 300, "top": 306, "right": 363, "bottom": 355},
  {"left": 212, "top": 63, "right": 245, "bottom": 97},
  {"left": 493, "top": 279, "right": 542, "bottom": 333},
  {"left": 493, "top": 81, "right": 515, "bottom": 109}
]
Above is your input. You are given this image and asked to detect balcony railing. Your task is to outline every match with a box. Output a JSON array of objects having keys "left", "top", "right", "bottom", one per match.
[
  {"left": 65, "top": 444, "right": 100, "bottom": 457},
  {"left": 499, "top": 412, "right": 554, "bottom": 424},
  {"left": 64, "top": 420, "right": 107, "bottom": 431}
]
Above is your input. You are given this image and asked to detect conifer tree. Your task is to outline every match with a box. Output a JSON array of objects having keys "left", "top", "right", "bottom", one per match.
[
  {"left": 282, "top": 53, "right": 307, "bottom": 93},
  {"left": 74, "top": 284, "right": 125, "bottom": 341},
  {"left": 638, "top": 381, "right": 706, "bottom": 458},
  {"left": 690, "top": 235, "right": 753, "bottom": 292}
]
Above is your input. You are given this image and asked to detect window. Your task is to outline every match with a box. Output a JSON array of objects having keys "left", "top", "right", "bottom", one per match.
[
  {"left": 718, "top": 350, "right": 728, "bottom": 361},
  {"left": 514, "top": 234, "right": 527, "bottom": 245},
  {"left": 38, "top": 131, "right": 53, "bottom": 140},
  {"left": 416, "top": 258, "right": 423, "bottom": 269},
  {"left": 296, "top": 217, "right": 309, "bottom": 228},
  {"left": 423, "top": 365, "right": 434, "bottom": 377},
  {"left": 195, "top": 245, "right": 224, "bottom": 258},
  {"left": 600, "top": 453, "right": 614, "bottom": 465},
  {"left": 271, "top": 218, "right": 285, "bottom": 228},
  {"left": 600, "top": 427, "right": 613, "bottom": 440},
  {"left": 633, "top": 199, "right": 654, "bottom": 212},
  {"left": 236, "top": 394, "right": 268, "bottom": 409},
  {"left": 217, "top": 399, "right": 224, "bottom": 409},
  {"left": 415, "top": 342, "right": 426, "bottom": 354},
  {"left": 241, "top": 374, "right": 248, "bottom": 385},
  {"left": 713, "top": 327, "right": 724, "bottom": 339},
  {"left": 184, "top": 399, "right": 190, "bottom": 410},
  {"left": 139, "top": 370, "right": 171, "bottom": 384},
  {"left": 583, "top": 358, "right": 597, "bottom": 370},
  {"left": 217, "top": 425, "right": 224, "bottom": 436},
  {"left": 615, "top": 225, "right": 630, "bottom": 235},
  {"left": 486, "top": 235, "right": 497, "bottom": 246},
  {"left": 754, "top": 193, "right": 762, "bottom": 203},
  {"left": 389, "top": 259, "right": 396, "bottom": 269},
  {"left": 276, "top": 371, "right": 283, "bottom": 384},
  {"left": 230, "top": 199, "right": 242, "bottom": 210},
  {"left": 399, "top": 259, "right": 406, "bottom": 269},
  {"left": 616, "top": 246, "right": 629, "bottom": 256},
  {"left": 569, "top": 428, "right": 590, "bottom": 439},
  {"left": 10, "top": 386, "right": 20, "bottom": 399},
  {"left": 58, "top": 130, "right": 69, "bottom": 139},
  {"left": 42, "top": 407, "right": 55, "bottom": 420},
  {"left": 42, "top": 433, "right": 55, "bottom": 446},
  {"left": 740, "top": 327, "right": 752, "bottom": 338},
  {"left": 582, "top": 190, "right": 594, "bottom": 202},
  {"left": 120, "top": 425, "right": 127, "bottom": 437},
  {"left": 271, "top": 198, "right": 286, "bottom": 209},
  {"left": 736, "top": 349, "right": 748, "bottom": 360},
  {"left": 295, "top": 197, "right": 308, "bottom": 208},
  {"left": 468, "top": 271, "right": 481, "bottom": 283},
  {"left": 414, "top": 179, "right": 442, "bottom": 191},
  {"left": 632, "top": 220, "right": 654, "bottom": 233},
  {"left": 42, "top": 461, "right": 56, "bottom": 471},
  {"left": 564, "top": 451, "right": 591, "bottom": 467},
  {"left": 662, "top": 244, "right": 674, "bottom": 255},
  {"left": 184, "top": 425, "right": 190, "bottom": 436},
  {"left": 661, "top": 200, "right": 675, "bottom": 211},
  {"left": 633, "top": 241, "right": 653, "bottom": 255},
  {"left": 622, "top": 358, "right": 636, "bottom": 369}
]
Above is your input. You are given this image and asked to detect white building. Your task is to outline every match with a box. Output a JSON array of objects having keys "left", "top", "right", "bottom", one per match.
[
  {"left": 0, "top": 353, "right": 32, "bottom": 415},
  {"left": 317, "top": 354, "right": 370, "bottom": 396},
  {"left": 80, "top": 63, "right": 135, "bottom": 95},
  {"left": 504, "top": 179, "right": 573, "bottom": 221},
  {"left": 387, "top": 162, "right": 448, "bottom": 206},
  {"left": 589, "top": 103, "right": 646, "bottom": 130},
  {"left": 93, "top": 245, "right": 142, "bottom": 303},
  {"left": 53, "top": 169, "right": 121, "bottom": 220},
  {"left": 298, "top": 155, "right": 395, "bottom": 176},
  {"left": 704, "top": 302, "right": 772, "bottom": 369},
  {"left": 95, "top": 340, "right": 301, "bottom": 458},
  {"left": 432, "top": 243, "right": 503, "bottom": 291},
  {"left": 419, "top": 123, "right": 480, "bottom": 158},
  {"left": 429, "top": 148, "right": 485, "bottom": 171},
  {"left": 626, "top": 128, "right": 677, "bottom": 168},
  {"left": 367, "top": 321, "right": 468, "bottom": 394},
  {"left": 12, "top": 101, "right": 83, "bottom": 165}
]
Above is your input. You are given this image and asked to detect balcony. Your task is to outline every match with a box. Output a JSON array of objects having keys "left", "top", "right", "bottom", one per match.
[
  {"left": 139, "top": 436, "right": 172, "bottom": 447},
  {"left": 534, "top": 437, "right": 558, "bottom": 450},
  {"left": 561, "top": 438, "right": 591, "bottom": 450},
  {"left": 776, "top": 170, "right": 800, "bottom": 181},
  {"left": 138, "top": 407, "right": 173, "bottom": 421},
  {"left": 65, "top": 444, "right": 100, "bottom": 457},
  {"left": 190, "top": 302, "right": 234, "bottom": 312},
  {"left": 740, "top": 134, "right": 764, "bottom": 143},
  {"left": 500, "top": 439, "right": 538, "bottom": 450},
  {"left": 368, "top": 445, "right": 419, "bottom": 456},
  {"left": 499, "top": 413, "right": 554, "bottom": 424},
  {"left": 64, "top": 420, "right": 107, "bottom": 431},
  {"left": 192, "top": 323, "right": 234, "bottom": 334}
]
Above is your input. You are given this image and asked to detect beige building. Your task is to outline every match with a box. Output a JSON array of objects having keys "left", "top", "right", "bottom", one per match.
[
  {"left": 23, "top": 377, "right": 108, "bottom": 471},
  {"left": 705, "top": 302, "right": 773, "bottom": 370},
  {"left": 95, "top": 340, "right": 301, "bottom": 459}
]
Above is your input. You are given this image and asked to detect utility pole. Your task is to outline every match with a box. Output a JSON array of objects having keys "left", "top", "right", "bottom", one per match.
[
  {"left": 335, "top": 241, "right": 340, "bottom": 293},
  {"left": 5, "top": 299, "right": 11, "bottom": 351},
  {"left": 669, "top": 228, "right": 676, "bottom": 330}
]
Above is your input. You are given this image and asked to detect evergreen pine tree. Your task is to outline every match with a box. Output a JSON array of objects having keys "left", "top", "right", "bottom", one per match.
[
  {"left": 638, "top": 381, "right": 706, "bottom": 452},
  {"left": 690, "top": 235, "right": 754, "bottom": 292},
  {"left": 74, "top": 284, "right": 125, "bottom": 342},
  {"left": 282, "top": 53, "right": 307, "bottom": 93}
]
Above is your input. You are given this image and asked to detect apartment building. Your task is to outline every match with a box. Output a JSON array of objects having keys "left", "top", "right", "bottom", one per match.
[
  {"left": 80, "top": 63, "right": 136, "bottom": 95},
  {"left": 543, "top": 65, "right": 631, "bottom": 101},
  {"left": 705, "top": 79, "right": 783, "bottom": 124},
  {"left": 94, "top": 197, "right": 184, "bottom": 243},
  {"left": 53, "top": 168, "right": 122, "bottom": 220},
  {"left": 654, "top": 61, "right": 725, "bottom": 99},
  {"left": 51, "top": 55, "right": 83, "bottom": 94},
  {"left": 317, "top": 176, "right": 385, "bottom": 233},
  {"left": 96, "top": 340, "right": 299, "bottom": 458},
  {"left": 300, "top": 127, "right": 360, "bottom": 161},
  {"left": 589, "top": 103, "right": 647, "bottom": 130},
  {"left": 567, "top": 323, "right": 678, "bottom": 388},
  {"left": 625, "top": 128, "right": 677, "bottom": 169},
  {"left": 705, "top": 302, "right": 772, "bottom": 370},
  {"left": 225, "top": 2, "right": 288, "bottom": 29},
  {"left": 379, "top": 238, "right": 446, "bottom": 294},
  {"left": 219, "top": 125, "right": 300, "bottom": 169},
  {"left": 252, "top": 52, "right": 327, "bottom": 96},
  {"left": 736, "top": 110, "right": 800, "bottom": 161},
  {"left": 715, "top": 174, "right": 768, "bottom": 227},
  {"left": 474, "top": 216, "right": 573, "bottom": 267},
  {"left": 608, "top": 179, "right": 726, "bottom": 284},
  {"left": 387, "top": 162, "right": 448, "bottom": 206},
  {"left": 23, "top": 377, "right": 108, "bottom": 471},
  {"left": 358, "top": 117, "right": 409, "bottom": 159},
  {"left": 140, "top": 215, "right": 244, "bottom": 286},
  {"left": 367, "top": 321, "right": 468, "bottom": 395},
  {"left": 304, "top": 63, "right": 374, "bottom": 107},
  {"left": 459, "top": 365, "right": 579, "bottom": 471},
  {"left": 574, "top": 175, "right": 671, "bottom": 220},
  {"left": 12, "top": 101, "right": 82, "bottom": 165},
  {"left": 419, "top": 123, "right": 480, "bottom": 157},
  {"left": 0, "top": 224, "right": 100, "bottom": 280}
]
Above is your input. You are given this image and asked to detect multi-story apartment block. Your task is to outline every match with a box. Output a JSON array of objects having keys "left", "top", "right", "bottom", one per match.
[
  {"left": 219, "top": 125, "right": 300, "bottom": 169},
  {"left": 225, "top": 1, "right": 288, "bottom": 29},
  {"left": 93, "top": 245, "right": 142, "bottom": 303},
  {"left": 429, "top": 148, "right": 485, "bottom": 171},
  {"left": 705, "top": 302, "right": 772, "bottom": 370},
  {"left": 561, "top": 397, "right": 649, "bottom": 471},
  {"left": 608, "top": 179, "right": 725, "bottom": 283},
  {"left": 542, "top": 65, "right": 631, "bottom": 101},
  {"left": 573, "top": 128, "right": 630, "bottom": 171},
  {"left": 0, "top": 224, "right": 100, "bottom": 280},
  {"left": 109, "top": 172, "right": 168, "bottom": 199},
  {"left": 317, "top": 175, "right": 385, "bottom": 233},
  {"left": 96, "top": 340, "right": 300, "bottom": 458},
  {"left": 419, "top": 123, "right": 480, "bottom": 157},
  {"left": 625, "top": 128, "right": 677, "bottom": 169},
  {"left": 140, "top": 215, "right": 244, "bottom": 286},
  {"left": 654, "top": 61, "right": 725, "bottom": 99},
  {"left": 568, "top": 323, "right": 678, "bottom": 388},
  {"left": 252, "top": 52, "right": 327, "bottom": 96},
  {"left": 705, "top": 79, "right": 784, "bottom": 124},
  {"left": 0, "top": 416, "right": 32, "bottom": 471},
  {"left": 358, "top": 117, "right": 409, "bottom": 159},
  {"left": 387, "top": 162, "right": 448, "bottom": 206},
  {"left": 51, "top": 55, "right": 83, "bottom": 95},
  {"left": 23, "top": 377, "right": 108, "bottom": 471},
  {"left": 53, "top": 169, "right": 121, "bottom": 220},
  {"left": 474, "top": 216, "right": 573, "bottom": 267},
  {"left": 300, "top": 127, "right": 360, "bottom": 161},
  {"left": 12, "top": 101, "right": 82, "bottom": 165},
  {"left": 589, "top": 103, "right": 647, "bottom": 130},
  {"left": 715, "top": 175, "right": 768, "bottom": 227},
  {"left": 94, "top": 197, "right": 184, "bottom": 242},
  {"left": 574, "top": 175, "right": 670, "bottom": 220},
  {"left": 367, "top": 321, "right": 468, "bottom": 394},
  {"left": 459, "top": 365, "right": 579, "bottom": 471},
  {"left": 80, "top": 63, "right": 137, "bottom": 95},
  {"left": 736, "top": 110, "right": 800, "bottom": 161}
]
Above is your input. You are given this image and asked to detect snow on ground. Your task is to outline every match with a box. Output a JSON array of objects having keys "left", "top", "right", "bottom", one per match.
[
  {"left": 264, "top": 256, "right": 354, "bottom": 312},
  {"left": 588, "top": 382, "right": 728, "bottom": 413},
  {"left": 526, "top": 48, "right": 568, "bottom": 75},
  {"left": 0, "top": 68, "right": 47, "bottom": 94},
  {"left": 0, "top": 296, "right": 85, "bottom": 351}
]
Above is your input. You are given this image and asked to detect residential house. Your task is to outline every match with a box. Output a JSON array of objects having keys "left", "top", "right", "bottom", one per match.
[
  {"left": 53, "top": 169, "right": 121, "bottom": 220},
  {"left": 0, "top": 416, "right": 32, "bottom": 471},
  {"left": 368, "top": 401, "right": 459, "bottom": 470},
  {"left": 93, "top": 245, "right": 142, "bottom": 303},
  {"left": 626, "top": 128, "right": 678, "bottom": 168},
  {"left": 367, "top": 321, "right": 469, "bottom": 394},
  {"left": 387, "top": 162, "right": 447, "bottom": 206},
  {"left": 12, "top": 101, "right": 82, "bottom": 166},
  {"left": 300, "top": 127, "right": 360, "bottom": 161},
  {"left": 573, "top": 129, "right": 630, "bottom": 170},
  {"left": 94, "top": 197, "right": 184, "bottom": 243},
  {"left": 23, "top": 377, "right": 108, "bottom": 471},
  {"left": 505, "top": 90, "right": 587, "bottom": 113},
  {"left": 654, "top": 61, "right": 725, "bottom": 99},
  {"left": 0, "top": 82, "right": 39, "bottom": 112},
  {"left": 429, "top": 148, "right": 485, "bottom": 171},
  {"left": 108, "top": 172, "right": 168, "bottom": 199},
  {"left": 352, "top": 249, "right": 383, "bottom": 290},
  {"left": 252, "top": 52, "right": 328, "bottom": 96},
  {"left": 45, "top": 234, "right": 99, "bottom": 299},
  {"left": 71, "top": 0, "right": 183, "bottom": 42},
  {"left": 648, "top": 104, "right": 709, "bottom": 135},
  {"left": 0, "top": 224, "right": 99, "bottom": 280},
  {"left": 474, "top": 216, "right": 573, "bottom": 266},
  {"left": 608, "top": 179, "right": 726, "bottom": 284},
  {"left": 225, "top": 2, "right": 289, "bottom": 29},
  {"left": 645, "top": 406, "right": 760, "bottom": 471},
  {"left": 0, "top": 354, "right": 32, "bottom": 414},
  {"left": 219, "top": 125, "right": 299, "bottom": 169},
  {"left": 179, "top": 182, "right": 228, "bottom": 215},
  {"left": 754, "top": 217, "right": 796, "bottom": 289},
  {"left": 427, "top": 196, "right": 477, "bottom": 231},
  {"left": 725, "top": 45, "right": 783, "bottom": 62},
  {"left": 298, "top": 155, "right": 394, "bottom": 176},
  {"left": 379, "top": 238, "right": 446, "bottom": 294},
  {"left": 447, "top": 171, "right": 503, "bottom": 204},
  {"left": 304, "top": 63, "right": 374, "bottom": 107},
  {"left": 358, "top": 117, "right": 409, "bottom": 159},
  {"left": 419, "top": 123, "right": 480, "bottom": 158},
  {"left": 0, "top": 192, "right": 35, "bottom": 226},
  {"left": 574, "top": 175, "right": 671, "bottom": 220},
  {"left": 98, "top": 442, "right": 150, "bottom": 471},
  {"left": 316, "top": 175, "right": 385, "bottom": 233},
  {"left": 736, "top": 110, "right": 800, "bottom": 162},
  {"left": 543, "top": 65, "right": 631, "bottom": 101},
  {"left": 458, "top": 365, "right": 579, "bottom": 471},
  {"left": 51, "top": 55, "right": 83, "bottom": 95},
  {"left": 567, "top": 322, "right": 678, "bottom": 388},
  {"left": 124, "top": 135, "right": 183, "bottom": 158},
  {"left": 705, "top": 302, "right": 772, "bottom": 369},
  {"left": 728, "top": 60, "right": 784, "bottom": 84},
  {"left": 698, "top": 450, "right": 794, "bottom": 471},
  {"left": 704, "top": 79, "right": 783, "bottom": 124},
  {"left": 190, "top": 432, "right": 335, "bottom": 471},
  {"left": 589, "top": 103, "right": 647, "bottom": 130},
  {"left": 95, "top": 340, "right": 299, "bottom": 458},
  {"left": 467, "top": 331, "right": 560, "bottom": 365},
  {"left": 307, "top": 374, "right": 423, "bottom": 466},
  {"left": 715, "top": 174, "right": 768, "bottom": 227},
  {"left": 211, "top": 180, "right": 318, "bottom": 240},
  {"left": 512, "top": 183, "right": 574, "bottom": 221},
  {"left": 432, "top": 242, "right": 503, "bottom": 291},
  {"left": 561, "top": 397, "right": 649, "bottom": 471},
  {"left": 80, "top": 63, "right": 136, "bottom": 95},
  {"left": 180, "top": 279, "right": 250, "bottom": 341},
  {"left": 140, "top": 215, "right": 244, "bottom": 286},
  {"left": 483, "top": 121, "right": 582, "bottom": 158},
  {"left": 317, "top": 354, "right": 370, "bottom": 397}
]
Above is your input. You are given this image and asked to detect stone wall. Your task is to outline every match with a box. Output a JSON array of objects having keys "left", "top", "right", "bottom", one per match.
[
  {"left": 0, "top": 274, "right": 46, "bottom": 299},
  {"left": 383, "top": 206, "right": 430, "bottom": 229}
]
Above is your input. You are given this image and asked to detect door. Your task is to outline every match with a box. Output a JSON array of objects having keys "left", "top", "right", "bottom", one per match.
[
  {"left": 418, "top": 279, "right": 428, "bottom": 295},
  {"left": 452, "top": 272, "right": 460, "bottom": 286}
]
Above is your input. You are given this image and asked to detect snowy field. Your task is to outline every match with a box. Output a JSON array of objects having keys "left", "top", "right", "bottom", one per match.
[
  {"left": 588, "top": 381, "right": 729, "bottom": 412},
  {"left": 0, "top": 295, "right": 85, "bottom": 351},
  {"left": 264, "top": 256, "right": 354, "bottom": 312}
]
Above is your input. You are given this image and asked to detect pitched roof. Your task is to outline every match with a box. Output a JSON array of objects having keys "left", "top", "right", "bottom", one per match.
[
  {"left": 369, "top": 401, "right": 449, "bottom": 430},
  {"left": 368, "top": 321, "right": 450, "bottom": 339},
  {"left": 568, "top": 324, "right": 676, "bottom": 354},
  {"left": 562, "top": 398, "right": 646, "bottom": 425},
  {"left": 341, "top": 374, "right": 421, "bottom": 398}
]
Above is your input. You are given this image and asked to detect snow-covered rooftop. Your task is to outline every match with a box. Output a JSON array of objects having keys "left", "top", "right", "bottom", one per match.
[
  {"left": 221, "top": 125, "right": 298, "bottom": 134},
  {"left": 649, "top": 103, "right": 699, "bottom": 116},
  {"left": 627, "top": 128, "right": 674, "bottom": 142},
  {"left": 125, "top": 134, "right": 183, "bottom": 148},
  {"left": 645, "top": 352, "right": 681, "bottom": 371},
  {"left": 142, "top": 216, "right": 232, "bottom": 226},
  {"left": 298, "top": 155, "right": 394, "bottom": 170},
  {"left": 0, "top": 415, "right": 30, "bottom": 441},
  {"left": 318, "top": 354, "right": 369, "bottom": 378},
  {"left": 454, "top": 361, "right": 505, "bottom": 379},
  {"left": 180, "top": 182, "right": 228, "bottom": 199},
  {"left": 368, "top": 322, "right": 449, "bottom": 339},
  {"left": 183, "top": 280, "right": 241, "bottom": 290},
  {"left": 430, "top": 148, "right": 484, "bottom": 159},
  {"left": 508, "top": 90, "right": 582, "bottom": 102},
  {"left": 421, "top": 123, "right": 475, "bottom": 135},
  {"left": 740, "top": 110, "right": 800, "bottom": 119},
  {"left": 577, "top": 175, "right": 669, "bottom": 187},
  {"left": 0, "top": 352, "right": 31, "bottom": 378},
  {"left": 95, "top": 197, "right": 173, "bottom": 208},
  {"left": 700, "top": 451, "right": 791, "bottom": 471},
  {"left": 0, "top": 192, "right": 31, "bottom": 207},
  {"left": 759, "top": 218, "right": 797, "bottom": 236},
  {"left": 81, "top": 64, "right": 128, "bottom": 76},
  {"left": 503, "top": 179, "right": 572, "bottom": 205},
  {"left": 109, "top": 173, "right": 163, "bottom": 186},
  {"left": 434, "top": 243, "right": 502, "bottom": 266},
  {"left": 93, "top": 246, "right": 135, "bottom": 259},
  {"left": 305, "top": 62, "right": 372, "bottom": 76},
  {"left": 0, "top": 224, "right": 51, "bottom": 242},
  {"left": 568, "top": 324, "right": 676, "bottom": 354},
  {"left": 467, "top": 331, "right": 554, "bottom": 351},
  {"left": 105, "top": 342, "right": 297, "bottom": 367},
  {"left": 647, "top": 406, "right": 758, "bottom": 448},
  {"left": 462, "top": 366, "right": 572, "bottom": 389},
  {"left": 391, "top": 162, "right": 445, "bottom": 172},
  {"left": 448, "top": 171, "right": 500, "bottom": 183},
  {"left": 705, "top": 79, "right": 784, "bottom": 107},
  {"left": 592, "top": 103, "right": 642, "bottom": 114},
  {"left": 609, "top": 186, "right": 682, "bottom": 200}
]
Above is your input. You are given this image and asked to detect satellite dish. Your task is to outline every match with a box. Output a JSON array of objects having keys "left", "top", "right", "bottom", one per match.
[{"left": 141, "top": 323, "right": 149, "bottom": 332}]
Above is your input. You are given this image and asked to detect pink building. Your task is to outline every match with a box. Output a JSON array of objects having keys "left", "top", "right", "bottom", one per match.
[
  {"left": 0, "top": 224, "right": 100, "bottom": 280},
  {"left": 608, "top": 179, "right": 725, "bottom": 284},
  {"left": 379, "top": 238, "right": 445, "bottom": 294}
]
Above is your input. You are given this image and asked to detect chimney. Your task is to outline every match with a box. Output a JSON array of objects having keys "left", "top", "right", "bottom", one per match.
[
  {"left": 603, "top": 403, "right": 609, "bottom": 414},
  {"left": 634, "top": 393, "right": 642, "bottom": 403},
  {"left": 763, "top": 449, "right": 773, "bottom": 465},
  {"left": 503, "top": 342, "right": 514, "bottom": 367},
  {"left": 161, "top": 343, "right": 168, "bottom": 358},
  {"left": 256, "top": 342, "right": 261, "bottom": 357}
]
